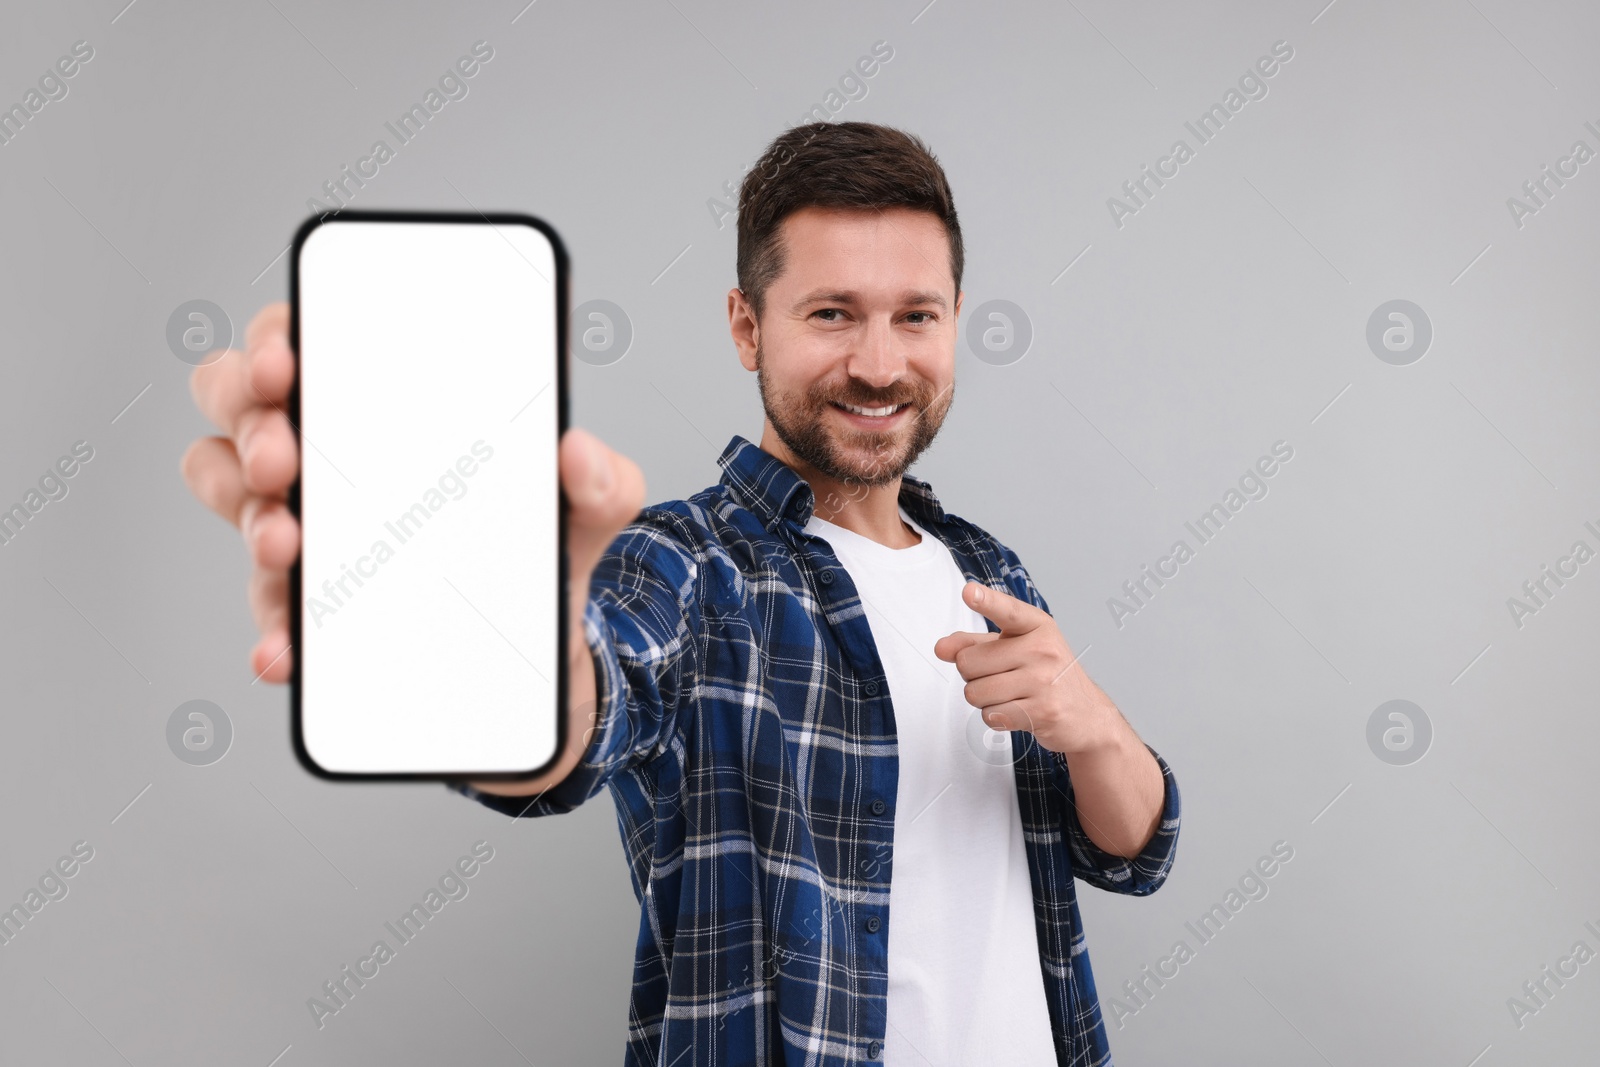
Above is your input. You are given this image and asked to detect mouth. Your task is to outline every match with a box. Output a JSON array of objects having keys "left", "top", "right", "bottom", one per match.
[{"left": 829, "top": 401, "right": 911, "bottom": 429}]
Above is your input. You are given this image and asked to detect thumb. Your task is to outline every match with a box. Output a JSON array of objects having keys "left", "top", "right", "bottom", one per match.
[
  {"left": 934, "top": 630, "right": 999, "bottom": 662},
  {"left": 562, "top": 427, "right": 644, "bottom": 576}
]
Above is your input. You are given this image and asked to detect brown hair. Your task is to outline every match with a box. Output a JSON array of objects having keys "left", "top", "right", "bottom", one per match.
[{"left": 735, "top": 121, "right": 963, "bottom": 321}]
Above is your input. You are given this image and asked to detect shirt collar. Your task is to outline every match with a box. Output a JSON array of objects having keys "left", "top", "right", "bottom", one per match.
[{"left": 716, "top": 434, "right": 949, "bottom": 533}]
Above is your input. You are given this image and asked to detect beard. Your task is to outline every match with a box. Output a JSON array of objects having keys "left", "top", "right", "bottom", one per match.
[{"left": 755, "top": 341, "right": 953, "bottom": 488}]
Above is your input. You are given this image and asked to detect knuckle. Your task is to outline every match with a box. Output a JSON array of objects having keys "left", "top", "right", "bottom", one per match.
[
  {"left": 239, "top": 448, "right": 265, "bottom": 492},
  {"left": 245, "top": 349, "right": 268, "bottom": 393},
  {"left": 240, "top": 497, "right": 266, "bottom": 547},
  {"left": 240, "top": 499, "right": 272, "bottom": 556},
  {"left": 233, "top": 412, "right": 260, "bottom": 463},
  {"left": 264, "top": 408, "right": 294, "bottom": 445}
]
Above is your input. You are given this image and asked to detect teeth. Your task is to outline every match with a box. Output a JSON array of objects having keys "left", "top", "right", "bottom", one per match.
[{"left": 841, "top": 403, "right": 902, "bottom": 417}]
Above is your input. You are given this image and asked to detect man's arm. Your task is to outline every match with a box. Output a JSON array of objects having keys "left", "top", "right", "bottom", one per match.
[
  {"left": 1052, "top": 741, "right": 1181, "bottom": 896},
  {"left": 936, "top": 542, "right": 1180, "bottom": 891},
  {"left": 1053, "top": 699, "right": 1164, "bottom": 858}
]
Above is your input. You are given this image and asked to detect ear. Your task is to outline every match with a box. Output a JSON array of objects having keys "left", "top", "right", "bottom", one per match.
[{"left": 729, "top": 288, "right": 760, "bottom": 371}]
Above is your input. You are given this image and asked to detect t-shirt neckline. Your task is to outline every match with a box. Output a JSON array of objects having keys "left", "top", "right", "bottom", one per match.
[{"left": 807, "top": 505, "right": 943, "bottom": 569}]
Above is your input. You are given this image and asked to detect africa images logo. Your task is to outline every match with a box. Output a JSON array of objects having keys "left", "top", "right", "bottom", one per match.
[
  {"left": 307, "top": 841, "right": 494, "bottom": 1029},
  {"left": 1105, "top": 40, "right": 1295, "bottom": 229},
  {"left": 305, "top": 441, "right": 494, "bottom": 627}
]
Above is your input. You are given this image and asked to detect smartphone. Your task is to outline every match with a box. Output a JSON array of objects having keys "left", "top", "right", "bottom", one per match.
[{"left": 288, "top": 210, "right": 569, "bottom": 780}]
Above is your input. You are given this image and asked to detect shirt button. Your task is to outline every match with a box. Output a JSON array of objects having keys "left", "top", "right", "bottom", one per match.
[
  {"left": 865, "top": 915, "right": 881, "bottom": 933},
  {"left": 870, "top": 798, "right": 885, "bottom": 815},
  {"left": 864, "top": 681, "right": 879, "bottom": 695},
  {"left": 819, "top": 568, "right": 834, "bottom": 584},
  {"left": 867, "top": 1039, "right": 882, "bottom": 1058}
]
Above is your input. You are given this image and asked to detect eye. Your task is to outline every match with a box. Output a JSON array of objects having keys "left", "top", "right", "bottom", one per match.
[
  {"left": 811, "top": 308, "right": 845, "bottom": 322},
  {"left": 904, "top": 311, "right": 935, "bottom": 325}
]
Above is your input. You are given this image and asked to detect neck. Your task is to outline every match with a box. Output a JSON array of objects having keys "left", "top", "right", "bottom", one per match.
[{"left": 758, "top": 421, "right": 921, "bottom": 549}]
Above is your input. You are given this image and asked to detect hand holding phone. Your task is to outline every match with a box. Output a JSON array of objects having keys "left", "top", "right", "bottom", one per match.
[{"left": 181, "top": 215, "right": 646, "bottom": 784}]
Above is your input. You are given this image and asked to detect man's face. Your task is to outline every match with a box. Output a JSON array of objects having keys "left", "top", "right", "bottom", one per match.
[{"left": 741, "top": 205, "right": 962, "bottom": 487}]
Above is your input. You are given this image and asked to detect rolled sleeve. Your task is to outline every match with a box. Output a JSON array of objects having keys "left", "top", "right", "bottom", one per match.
[{"left": 1055, "top": 744, "right": 1180, "bottom": 896}]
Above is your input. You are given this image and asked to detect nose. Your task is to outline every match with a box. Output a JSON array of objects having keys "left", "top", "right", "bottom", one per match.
[{"left": 847, "top": 314, "right": 904, "bottom": 392}]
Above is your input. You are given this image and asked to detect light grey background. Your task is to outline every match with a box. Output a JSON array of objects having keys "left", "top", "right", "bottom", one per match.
[{"left": 1, "top": 0, "right": 1596, "bottom": 1064}]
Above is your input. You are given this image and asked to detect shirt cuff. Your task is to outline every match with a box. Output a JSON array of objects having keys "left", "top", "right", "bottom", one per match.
[{"left": 1057, "top": 743, "right": 1181, "bottom": 896}]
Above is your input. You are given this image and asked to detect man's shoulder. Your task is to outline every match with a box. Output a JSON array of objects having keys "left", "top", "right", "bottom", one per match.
[
  {"left": 897, "top": 472, "right": 1007, "bottom": 555},
  {"left": 922, "top": 506, "right": 1047, "bottom": 611},
  {"left": 923, "top": 504, "right": 1021, "bottom": 567},
  {"left": 629, "top": 482, "right": 749, "bottom": 541},
  {"left": 610, "top": 483, "right": 769, "bottom": 574}
]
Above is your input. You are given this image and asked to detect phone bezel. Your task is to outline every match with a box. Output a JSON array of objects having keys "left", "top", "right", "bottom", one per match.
[{"left": 287, "top": 209, "right": 571, "bottom": 783}]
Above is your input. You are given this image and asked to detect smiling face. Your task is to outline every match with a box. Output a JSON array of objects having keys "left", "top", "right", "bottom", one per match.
[{"left": 733, "top": 204, "right": 963, "bottom": 488}]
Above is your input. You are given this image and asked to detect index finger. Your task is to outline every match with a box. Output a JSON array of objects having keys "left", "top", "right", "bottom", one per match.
[
  {"left": 962, "top": 581, "right": 1044, "bottom": 636},
  {"left": 190, "top": 302, "right": 294, "bottom": 438}
]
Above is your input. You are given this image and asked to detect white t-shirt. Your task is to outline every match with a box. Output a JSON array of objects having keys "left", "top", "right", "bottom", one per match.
[{"left": 802, "top": 504, "right": 1058, "bottom": 1066}]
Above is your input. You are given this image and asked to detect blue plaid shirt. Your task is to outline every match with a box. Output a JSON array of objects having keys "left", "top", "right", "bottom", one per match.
[{"left": 454, "top": 434, "right": 1181, "bottom": 1066}]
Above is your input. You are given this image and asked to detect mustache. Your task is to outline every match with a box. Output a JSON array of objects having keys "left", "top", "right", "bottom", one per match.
[
  {"left": 820, "top": 380, "right": 953, "bottom": 419},
  {"left": 819, "top": 384, "right": 931, "bottom": 408}
]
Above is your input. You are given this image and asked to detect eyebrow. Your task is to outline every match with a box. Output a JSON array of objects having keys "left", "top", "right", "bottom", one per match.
[{"left": 792, "top": 289, "right": 949, "bottom": 313}]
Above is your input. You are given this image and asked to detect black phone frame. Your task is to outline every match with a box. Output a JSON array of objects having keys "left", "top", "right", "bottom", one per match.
[{"left": 287, "top": 209, "right": 571, "bottom": 783}]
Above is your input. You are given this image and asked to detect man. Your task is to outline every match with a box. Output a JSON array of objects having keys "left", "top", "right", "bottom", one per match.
[{"left": 183, "top": 121, "right": 1179, "bottom": 1065}]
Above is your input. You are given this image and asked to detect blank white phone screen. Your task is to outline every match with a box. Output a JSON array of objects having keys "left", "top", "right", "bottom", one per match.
[{"left": 297, "top": 219, "right": 559, "bottom": 775}]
